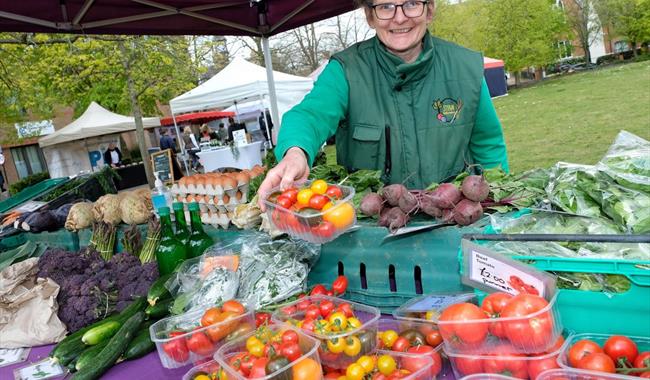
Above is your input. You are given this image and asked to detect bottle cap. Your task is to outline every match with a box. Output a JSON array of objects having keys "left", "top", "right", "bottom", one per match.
[
  {"left": 188, "top": 202, "right": 200, "bottom": 211},
  {"left": 172, "top": 202, "right": 184, "bottom": 211},
  {"left": 158, "top": 206, "right": 170, "bottom": 216}
]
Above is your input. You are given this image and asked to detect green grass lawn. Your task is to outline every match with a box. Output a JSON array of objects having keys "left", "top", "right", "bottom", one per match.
[
  {"left": 495, "top": 61, "right": 650, "bottom": 173},
  {"left": 324, "top": 61, "right": 650, "bottom": 173}
]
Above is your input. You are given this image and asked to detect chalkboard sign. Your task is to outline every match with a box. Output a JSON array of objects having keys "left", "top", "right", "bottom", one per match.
[{"left": 150, "top": 149, "right": 173, "bottom": 184}]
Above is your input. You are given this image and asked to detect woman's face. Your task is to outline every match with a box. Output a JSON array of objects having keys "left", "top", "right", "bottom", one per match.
[{"left": 365, "top": 1, "right": 434, "bottom": 57}]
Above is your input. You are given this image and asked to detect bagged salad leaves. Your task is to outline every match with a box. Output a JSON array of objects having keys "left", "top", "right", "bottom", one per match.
[
  {"left": 597, "top": 130, "right": 650, "bottom": 193},
  {"left": 546, "top": 163, "right": 604, "bottom": 219}
]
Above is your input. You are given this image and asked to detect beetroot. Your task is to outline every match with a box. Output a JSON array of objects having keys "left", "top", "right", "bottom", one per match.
[
  {"left": 419, "top": 194, "right": 442, "bottom": 218},
  {"left": 461, "top": 175, "right": 490, "bottom": 202},
  {"left": 431, "top": 183, "right": 462, "bottom": 209},
  {"left": 453, "top": 199, "right": 483, "bottom": 226},
  {"left": 360, "top": 192, "right": 384, "bottom": 217},
  {"left": 378, "top": 207, "right": 391, "bottom": 227},
  {"left": 398, "top": 191, "right": 418, "bottom": 214},
  {"left": 441, "top": 208, "right": 455, "bottom": 223},
  {"left": 384, "top": 207, "right": 409, "bottom": 233},
  {"left": 381, "top": 184, "right": 407, "bottom": 206}
]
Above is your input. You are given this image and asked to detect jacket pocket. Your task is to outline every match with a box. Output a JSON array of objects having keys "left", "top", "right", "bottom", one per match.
[{"left": 347, "top": 123, "right": 382, "bottom": 170}]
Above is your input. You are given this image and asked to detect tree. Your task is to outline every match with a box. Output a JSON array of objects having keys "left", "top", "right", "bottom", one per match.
[
  {"left": 483, "top": 0, "right": 568, "bottom": 84},
  {"left": 430, "top": 0, "right": 491, "bottom": 52},
  {"left": 563, "top": 0, "right": 603, "bottom": 64},
  {"left": 322, "top": 12, "right": 373, "bottom": 52},
  {"left": 597, "top": 0, "right": 650, "bottom": 56}
]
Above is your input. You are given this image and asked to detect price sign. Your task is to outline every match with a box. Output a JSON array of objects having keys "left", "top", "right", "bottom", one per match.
[
  {"left": 405, "top": 293, "right": 475, "bottom": 313},
  {"left": 13, "top": 358, "right": 64, "bottom": 380},
  {"left": 0, "top": 347, "right": 29, "bottom": 368},
  {"left": 150, "top": 149, "right": 173, "bottom": 184},
  {"left": 461, "top": 240, "right": 556, "bottom": 299}
]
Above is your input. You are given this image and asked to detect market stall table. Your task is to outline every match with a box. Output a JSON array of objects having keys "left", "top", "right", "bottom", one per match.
[{"left": 196, "top": 141, "right": 263, "bottom": 172}]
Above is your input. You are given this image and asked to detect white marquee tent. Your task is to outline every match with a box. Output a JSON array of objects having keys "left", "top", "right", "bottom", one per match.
[
  {"left": 170, "top": 57, "right": 313, "bottom": 127},
  {"left": 38, "top": 102, "right": 161, "bottom": 178}
]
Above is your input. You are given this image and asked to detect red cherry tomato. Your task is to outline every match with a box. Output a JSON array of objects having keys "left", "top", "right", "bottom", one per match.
[
  {"left": 331, "top": 275, "right": 348, "bottom": 295},
  {"left": 405, "top": 345, "right": 442, "bottom": 376},
  {"left": 308, "top": 194, "right": 330, "bottom": 210},
  {"left": 310, "top": 284, "right": 328, "bottom": 296},
  {"left": 312, "top": 221, "right": 336, "bottom": 238},
  {"left": 305, "top": 305, "right": 321, "bottom": 320},
  {"left": 319, "top": 300, "right": 336, "bottom": 318},
  {"left": 280, "top": 342, "right": 302, "bottom": 362},
  {"left": 635, "top": 351, "right": 650, "bottom": 368},
  {"left": 281, "top": 330, "right": 300, "bottom": 345},
  {"left": 325, "top": 185, "right": 343, "bottom": 199},
  {"left": 603, "top": 335, "right": 638, "bottom": 365},
  {"left": 255, "top": 312, "right": 271, "bottom": 328},
  {"left": 576, "top": 353, "right": 616, "bottom": 373},
  {"left": 276, "top": 196, "right": 294, "bottom": 209},
  {"left": 337, "top": 302, "right": 354, "bottom": 318},
  {"left": 568, "top": 339, "right": 604, "bottom": 367},
  {"left": 391, "top": 337, "right": 410, "bottom": 352},
  {"left": 281, "top": 188, "right": 299, "bottom": 203}
]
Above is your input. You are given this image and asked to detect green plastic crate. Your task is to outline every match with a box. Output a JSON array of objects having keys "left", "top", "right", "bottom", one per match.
[
  {"left": 308, "top": 221, "right": 478, "bottom": 313},
  {"left": 0, "top": 233, "right": 27, "bottom": 252},
  {"left": 23, "top": 229, "right": 80, "bottom": 251},
  {"left": 0, "top": 178, "right": 68, "bottom": 213}
]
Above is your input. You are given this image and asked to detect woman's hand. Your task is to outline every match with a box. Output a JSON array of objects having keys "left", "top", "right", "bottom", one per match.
[{"left": 257, "top": 147, "right": 310, "bottom": 211}]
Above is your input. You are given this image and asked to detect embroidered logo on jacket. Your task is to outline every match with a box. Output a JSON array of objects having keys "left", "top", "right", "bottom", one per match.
[{"left": 433, "top": 98, "right": 463, "bottom": 124}]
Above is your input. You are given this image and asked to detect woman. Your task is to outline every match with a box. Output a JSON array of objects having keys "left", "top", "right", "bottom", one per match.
[
  {"left": 258, "top": 0, "right": 508, "bottom": 208},
  {"left": 103, "top": 142, "right": 123, "bottom": 168},
  {"left": 199, "top": 124, "right": 212, "bottom": 143},
  {"left": 182, "top": 126, "right": 200, "bottom": 170}
]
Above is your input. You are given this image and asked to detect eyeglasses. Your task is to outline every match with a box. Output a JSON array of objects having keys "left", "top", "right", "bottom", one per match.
[{"left": 369, "top": 1, "right": 429, "bottom": 20}]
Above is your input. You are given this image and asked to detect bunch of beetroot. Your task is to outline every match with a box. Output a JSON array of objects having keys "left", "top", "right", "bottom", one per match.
[{"left": 360, "top": 174, "right": 490, "bottom": 232}]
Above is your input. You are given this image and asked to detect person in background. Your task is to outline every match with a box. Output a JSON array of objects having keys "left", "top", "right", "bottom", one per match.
[
  {"left": 227, "top": 116, "right": 250, "bottom": 143},
  {"left": 199, "top": 124, "right": 212, "bottom": 143},
  {"left": 265, "top": 109, "right": 274, "bottom": 145},
  {"left": 183, "top": 126, "right": 200, "bottom": 171},
  {"left": 103, "top": 142, "right": 123, "bottom": 168},
  {"left": 159, "top": 128, "right": 184, "bottom": 180},
  {"left": 217, "top": 122, "right": 228, "bottom": 142},
  {"left": 258, "top": 111, "right": 269, "bottom": 142},
  {"left": 258, "top": 0, "right": 508, "bottom": 208}
]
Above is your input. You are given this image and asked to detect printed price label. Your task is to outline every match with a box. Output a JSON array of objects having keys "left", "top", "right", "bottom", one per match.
[
  {"left": 13, "top": 358, "right": 64, "bottom": 380},
  {"left": 461, "top": 240, "right": 556, "bottom": 299},
  {"left": 405, "top": 294, "right": 475, "bottom": 312},
  {"left": 0, "top": 347, "right": 29, "bottom": 368}
]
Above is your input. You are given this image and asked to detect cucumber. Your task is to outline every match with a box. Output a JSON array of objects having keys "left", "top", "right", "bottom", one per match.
[
  {"left": 82, "top": 321, "right": 121, "bottom": 345},
  {"left": 71, "top": 312, "right": 145, "bottom": 380},
  {"left": 122, "top": 321, "right": 155, "bottom": 360},
  {"left": 145, "top": 298, "right": 172, "bottom": 320},
  {"left": 75, "top": 340, "right": 109, "bottom": 372},
  {"left": 50, "top": 297, "right": 146, "bottom": 366},
  {"left": 147, "top": 273, "right": 173, "bottom": 306}
]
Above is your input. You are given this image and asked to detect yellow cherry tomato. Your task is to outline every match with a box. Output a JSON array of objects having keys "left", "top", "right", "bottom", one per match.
[
  {"left": 310, "top": 179, "right": 328, "bottom": 195},
  {"left": 323, "top": 202, "right": 355, "bottom": 229},
  {"left": 346, "top": 363, "right": 365, "bottom": 380},
  {"left": 377, "top": 355, "right": 397, "bottom": 376},
  {"left": 194, "top": 375, "right": 211, "bottom": 380},
  {"left": 297, "top": 189, "right": 314, "bottom": 205},
  {"left": 315, "top": 319, "right": 331, "bottom": 335},
  {"left": 328, "top": 312, "right": 348, "bottom": 331},
  {"left": 425, "top": 310, "right": 440, "bottom": 321},
  {"left": 381, "top": 329, "right": 399, "bottom": 349},
  {"left": 246, "top": 336, "right": 265, "bottom": 357},
  {"left": 356, "top": 355, "right": 375, "bottom": 374},
  {"left": 347, "top": 317, "right": 362, "bottom": 330},
  {"left": 344, "top": 336, "right": 362, "bottom": 357},
  {"left": 327, "top": 337, "right": 346, "bottom": 354}
]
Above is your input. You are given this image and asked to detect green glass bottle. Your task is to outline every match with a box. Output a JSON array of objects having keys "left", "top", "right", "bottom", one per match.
[
  {"left": 155, "top": 207, "right": 188, "bottom": 276},
  {"left": 187, "top": 202, "right": 214, "bottom": 258},
  {"left": 172, "top": 202, "right": 190, "bottom": 245}
]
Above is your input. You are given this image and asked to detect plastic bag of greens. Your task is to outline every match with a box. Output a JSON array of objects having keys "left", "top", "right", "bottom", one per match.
[
  {"left": 546, "top": 163, "right": 604, "bottom": 219},
  {"left": 236, "top": 233, "right": 320, "bottom": 309},
  {"left": 597, "top": 131, "right": 650, "bottom": 193}
]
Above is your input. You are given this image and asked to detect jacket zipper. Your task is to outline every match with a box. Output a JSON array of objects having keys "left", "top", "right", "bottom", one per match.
[{"left": 384, "top": 124, "right": 392, "bottom": 178}]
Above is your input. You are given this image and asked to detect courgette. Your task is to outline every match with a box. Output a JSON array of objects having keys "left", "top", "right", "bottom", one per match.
[
  {"left": 71, "top": 312, "right": 145, "bottom": 380},
  {"left": 145, "top": 297, "right": 172, "bottom": 320},
  {"left": 147, "top": 273, "right": 173, "bottom": 306},
  {"left": 50, "top": 297, "right": 146, "bottom": 366},
  {"left": 122, "top": 321, "right": 155, "bottom": 360},
  {"left": 75, "top": 340, "right": 109, "bottom": 372},
  {"left": 82, "top": 320, "right": 121, "bottom": 345}
]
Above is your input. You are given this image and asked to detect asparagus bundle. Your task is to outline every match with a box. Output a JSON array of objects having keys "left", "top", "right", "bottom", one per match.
[
  {"left": 139, "top": 216, "right": 161, "bottom": 263},
  {"left": 89, "top": 221, "right": 117, "bottom": 261},
  {"left": 121, "top": 224, "right": 143, "bottom": 256}
]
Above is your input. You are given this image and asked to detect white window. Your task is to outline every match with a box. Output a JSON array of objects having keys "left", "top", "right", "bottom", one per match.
[
  {"left": 557, "top": 41, "right": 572, "bottom": 59},
  {"left": 613, "top": 40, "right": 629, "bottom": 53}
]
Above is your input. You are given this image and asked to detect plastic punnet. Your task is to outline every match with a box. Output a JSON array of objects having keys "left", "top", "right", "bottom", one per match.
[
  {"left": 445, "top": 334, "right": 570, "bottom": 380},
  {"left": 392, "top": 293, "right": 477, "bottom": 324},
  {"left": 271, "top": 295, "right": 380, "bottom": 369},
  {"left": 557, "top": 333, "right": 650, "bottom": 379},
  {"left": 438, "top": 293, "right": 563, "bottom": 355},
  {"left": 182, "top": 360, "right": 223, "bottom": 380},
  {"left": 262, "top": 180, "right": 356, "bottom": 244},
  {"left": 214, "top": 323, "right": 322, "bottom": 380},
  {"left": 150, "top": 302, "right": 255, "bottom": 369},
  {"left": 360, "top": 349, "right": 435, "bottom": 380},
  {"left": 536, "top": 368, "right": 633, "bottom": 380},
  {"left": 460, "top": 374, "right": 521, "bottom": 380}
]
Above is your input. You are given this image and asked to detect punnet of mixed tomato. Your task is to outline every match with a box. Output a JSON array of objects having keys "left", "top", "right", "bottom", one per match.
[
  {"left": 150, "top": 299, "right": 255, "bottom": 368},
  {"left": 557, "top": 333, "right": 650, "bottom": 378},
  {"left": 214, "top": 324, "right": 323, "bottom": 380},
  {"left": 326, "top": 350, "right": 434, "bottom": 380},
  {"left": 445, "top": 333, "right": 567, "bottom": 379},
  {"left": 436, "top": 292, "right": 563, "bottom": 354},
  {"left": 263, "top": 180, "right": 356, "bottom": 244},
  {"left": 183, "top": 360, "right": 224, "bottom": 380},
  {"left": 375, "top": 319, "right": 444, "bottom": 378},
  {"left": 535, "top": 368, "right": 635, "bottom": 380},
  {"left": 271, "top": 295, "right": 380, "bottom": 369}
]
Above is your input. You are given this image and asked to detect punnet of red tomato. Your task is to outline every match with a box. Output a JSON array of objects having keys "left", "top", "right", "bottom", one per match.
[
  {"left": 325, "top": 350, "right": 435, "bottom": 380},
  {"left": 557, "top": 333, "right": 650, "bottom": 379},
  {"left": 376, "top": 319, "right": 445, "bottom": 378},
  {"left": 214, "top": 324, "right": 323, "bottom": 380},
  {"left": 437, "top": 292, "right": 563, "bottom": 355},
  {"left": 263, "top": 179, "right": 357, "bottom": 244},
  {"left": 534, "top": 368, "right": 635, "bottom": 380},
  {"left": 271, "top": 295, "right": 380, "bottom": 369},
  {"left": 150, "top": 300, "right": 255, "bottom": 369},
  {"left": 445, "top": 333, "right": 568, "bottom": 379}
]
